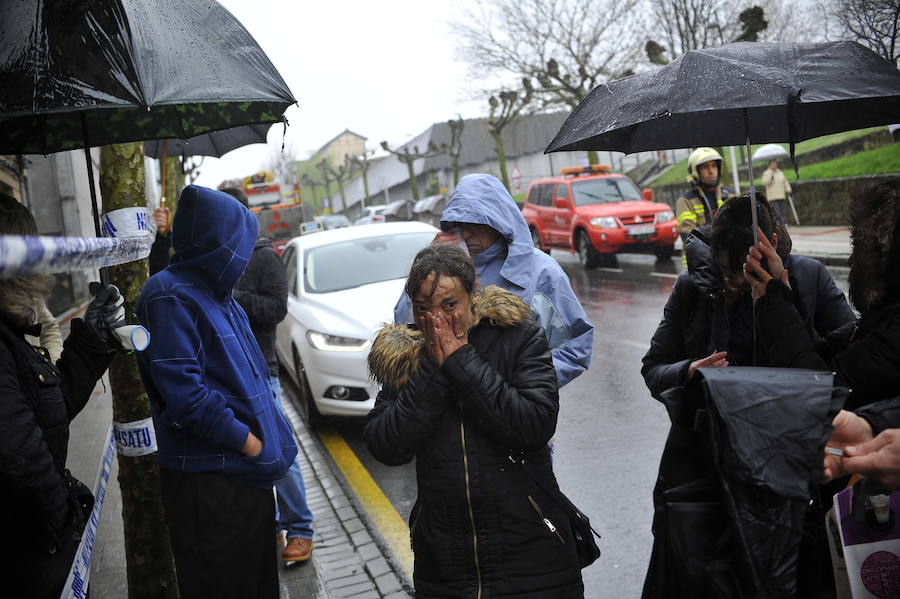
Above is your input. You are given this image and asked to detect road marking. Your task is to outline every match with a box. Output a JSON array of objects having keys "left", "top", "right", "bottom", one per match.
[
  {"left": 621, "top": 339, "right": 651, "bottom": 352},
  {"left": 649, "top": 272, "right": 678, "bottom": 279},
  {"left": 598, "top": 267, "right": 624, "bottom": 273},
  {"left": 318, "top": 430, "right": 414, "bottom": 579}
]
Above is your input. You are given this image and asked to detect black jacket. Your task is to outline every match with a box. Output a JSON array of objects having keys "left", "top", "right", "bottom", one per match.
[
  {"left": 148, "top": 231, "right": 172, "bottom": 277},
  {"left": 857, "top": 396, "right": 900, "bottom": 435},
  {"left": 365, "top": 287, "right": 583, "bottom": 598},
  {"left": 641, "top": 231, "right": 855, "bottom": 398},
  {"left": 233, "top": 238, "right": 288, "bottom": 378},
  {"left": 0, "top": 316, "right": 114, "bottom": 595}
]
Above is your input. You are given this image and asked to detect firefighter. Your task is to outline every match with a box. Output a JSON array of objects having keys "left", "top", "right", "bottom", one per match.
[{"left": 676, "top": 147, "right": 733, "bottom": 240}]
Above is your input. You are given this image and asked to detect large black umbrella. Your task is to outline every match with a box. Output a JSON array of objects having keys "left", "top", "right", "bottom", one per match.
[
  {"left": 545, "top": 41, "right": 900, "bottom": 155},
  {"left": 0, "top": 0, "right": 295, "bottom": 275},
  {"left": 143, "top": 124, "right": 273, "bottom": 159}
]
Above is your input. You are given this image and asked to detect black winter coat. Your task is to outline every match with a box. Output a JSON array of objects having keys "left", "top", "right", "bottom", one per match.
[
  {"left": 0, "top": 316, "right": 114, "bottom": 597},
  {"left": 365, "top": 287, "right": 583, "bottom": 599},
  {"left": 233, "top": 238, "right": 288, "bottom": 378},
  {"left": 756, "top": 283, "right": 900, "bottom": 410},
  {"left": 641, "top": 232, "right": 855, "bottom": 398}
]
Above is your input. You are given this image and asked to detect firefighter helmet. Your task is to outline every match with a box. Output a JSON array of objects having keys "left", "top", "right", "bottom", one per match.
[{"left": 687, "top": 147, "right": 723, "bottom": 182}]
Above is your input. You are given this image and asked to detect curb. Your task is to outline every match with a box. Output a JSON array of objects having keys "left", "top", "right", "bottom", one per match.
[{"left": 279, "top": 388, "right": 411, "bottom": 599}]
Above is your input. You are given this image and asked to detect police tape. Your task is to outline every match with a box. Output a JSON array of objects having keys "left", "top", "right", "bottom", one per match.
[
  {"left": 113, "top": 417, "right": 158, "bottom": 457},
  {"left": 0, "top": 207, "right": 153, "bottom": 277},
  {"left": 60, "top": 423, "right": 116, "bottom": 599}
]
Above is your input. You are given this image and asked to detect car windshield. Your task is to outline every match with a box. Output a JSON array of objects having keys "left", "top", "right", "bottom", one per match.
[
  {"left": 571, "top": 178, "right": 643, "bottom": 206},
  {"left": 304, "top": 232, "right": 433, "bottom": 293}
]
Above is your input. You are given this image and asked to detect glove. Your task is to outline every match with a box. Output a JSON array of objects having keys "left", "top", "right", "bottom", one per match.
[{"left": 85, "top": 282, "right": 126, "bottom": 344}]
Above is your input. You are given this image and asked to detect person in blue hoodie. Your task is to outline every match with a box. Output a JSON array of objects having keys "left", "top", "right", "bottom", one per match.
[
  {"left": 394, "top": 174, "right": 593, "bottom": 387},
  {"left": 137, "top": 185, "right": 297, "bottom": 599}
]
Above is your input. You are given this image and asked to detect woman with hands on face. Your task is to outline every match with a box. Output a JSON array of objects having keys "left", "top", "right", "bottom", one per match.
[{"left": 365, "top": 243, "right": 585, "bottom": 598}]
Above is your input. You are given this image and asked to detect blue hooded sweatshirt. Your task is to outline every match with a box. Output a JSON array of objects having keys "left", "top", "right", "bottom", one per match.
[
  {"left": 137, "top": 185, "right": 297, "bottom": 489},
  {"left": 395, "top": 174, "right": 594, "bottom": 387}
]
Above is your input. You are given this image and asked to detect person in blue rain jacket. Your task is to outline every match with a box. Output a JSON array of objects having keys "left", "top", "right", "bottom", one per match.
[
  {"left": 394, "top": 174, "right": 593, "bottom": 387},
  {"left": 137, "top": 185, "right": 297, "bottom": 599}
]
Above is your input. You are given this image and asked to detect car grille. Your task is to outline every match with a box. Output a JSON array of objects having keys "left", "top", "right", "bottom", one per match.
[{"left": 619, "top": 214, "right": 657, "bottom": 226}]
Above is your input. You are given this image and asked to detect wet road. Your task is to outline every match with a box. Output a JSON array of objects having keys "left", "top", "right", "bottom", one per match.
[{"left": 324, "top": 250, "right": 851, "bottom": 598}]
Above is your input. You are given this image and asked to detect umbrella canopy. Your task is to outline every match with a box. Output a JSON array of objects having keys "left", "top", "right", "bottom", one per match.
[
  {"left": 546, "top": 41, "right": 900, "bottom": 154},
  {"left": 699, "top": 367, "right": 846, "bottom": 597},
  {"left": 751, "top": 143, "right": 790, "bottom": 162},
  {"left": 143, "top": 124, "right": 272, "bottom": 159},
  {"left": 0, "top": 0, "right": 296, "bottom": 154}
]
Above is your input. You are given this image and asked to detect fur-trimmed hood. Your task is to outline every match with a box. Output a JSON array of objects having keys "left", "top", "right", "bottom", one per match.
[
  {"left": 368, "top": 285, "right": 531, "bottom": 388},
  {"left": 848, "top": 178, "right": 900, "bottom": 315}
]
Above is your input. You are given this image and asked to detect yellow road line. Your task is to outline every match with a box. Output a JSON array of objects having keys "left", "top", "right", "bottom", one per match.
[{"left": 318, "top": 429, "right": 414, "bottom": 579}]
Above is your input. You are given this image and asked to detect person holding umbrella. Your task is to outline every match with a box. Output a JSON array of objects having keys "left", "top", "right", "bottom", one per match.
[{"left": 761, "top": 160, "right": 792, "bottom": 226}]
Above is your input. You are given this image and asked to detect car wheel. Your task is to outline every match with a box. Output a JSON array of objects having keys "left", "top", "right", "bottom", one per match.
[
  {"left": 531, "top": 227, "right": 550, "bottom": 255},
  {"left": 293, "top": 348, "right": 323, "bottom": 428},
  {"left": 577, "top": 231, "right": 600, "bottom": 270},
  {"left": 654, "top": 245, "right": 675, "bottom": 261}
]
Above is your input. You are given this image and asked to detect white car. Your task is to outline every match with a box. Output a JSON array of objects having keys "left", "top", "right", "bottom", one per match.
[
  {"left": 275, "top": 221, "right": 438, "bottom": 425},
  {"left": 354, "top": 204, "right": 388, "bottom": 226}
]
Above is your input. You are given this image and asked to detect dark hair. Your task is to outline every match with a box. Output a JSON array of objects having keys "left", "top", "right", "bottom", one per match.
[
  {"left": 219, "top": 187, "right": 249, "bottom": 208},
  {"left": 709, "top": 193, "right": 775, "bottom": 276},
  {"left": 0, "top": 192, "right": 38, "bottom": 235},
  {"left": 405, "top": 243, "right": 477, "bottom": 300}
]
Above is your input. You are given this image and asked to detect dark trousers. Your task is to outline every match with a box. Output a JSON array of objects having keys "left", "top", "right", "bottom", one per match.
[
  {"left": 160, "top": 468, "right": 277, "bottom": 599},
  {"left": 771, "top": 199, "right": 786, "bottom": 226}
]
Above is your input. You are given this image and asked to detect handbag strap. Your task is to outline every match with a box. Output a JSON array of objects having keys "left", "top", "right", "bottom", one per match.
[{"left": 508, "top": 454, "right": 602, "bottom": 540}]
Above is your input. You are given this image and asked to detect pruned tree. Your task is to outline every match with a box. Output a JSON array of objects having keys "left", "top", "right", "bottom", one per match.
[
  {"left": 447, "top": 117, "right": 465, "bottom": 189},
  {"left": 734, "top": 6, "right": 768, "bottom": 41},
  {"left": 487, "top": 79, "right": 534, "bottom": 191},
  {"left": 346, "top": 150, "right": 374, "bottom": 208},
  {"left": 299, "top": 173, "right": 326, "bottom": 214},
  {"left": 452, "top": 0, "right": 641, "bottom": 164},
  {"left": 316, "top": 158, "right": 350, "bottom": 214},
  {"left": 380, "top": 141, "right": 445, "bottom": 203},
  {"left": 835, "top": 0, "right": 900, "bottom": 65}
]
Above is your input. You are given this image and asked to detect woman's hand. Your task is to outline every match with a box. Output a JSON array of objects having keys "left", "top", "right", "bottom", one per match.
[
  {"left": 743, "top": 226, "right": 789, "bottom": 300},
  {"left": 687, "top": 351, "right": 729, "bottom": 380},
  {"left": 822, "top": 410, "right": 874, "bottom": 482},
  {"left": 426, "top": 310, "right": 468, "bottom": 368},
  {"left": 842, "top": 429, "right": 900, "bottom": 490}
]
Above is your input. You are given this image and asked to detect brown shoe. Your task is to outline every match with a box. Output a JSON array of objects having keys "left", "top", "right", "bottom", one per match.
[{"left": 281, "top": 537, "right": 313, "bottom": 563}]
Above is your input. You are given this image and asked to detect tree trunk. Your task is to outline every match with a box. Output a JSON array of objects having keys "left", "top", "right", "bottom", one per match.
[
  {"left": 100, "top": 143, "right": 179, "bottom": 599},
  {"left": 587, "top": 151, "right": 599, "bottom": 166},
  {"left": 491, "top": 130, "right": 511, "bottom": 191},
  {"left": 405, "top": 161, "right": 420, "bottom": 202},
  {"left": 361, "top": 167, "right": 370, "bottom": 208}
]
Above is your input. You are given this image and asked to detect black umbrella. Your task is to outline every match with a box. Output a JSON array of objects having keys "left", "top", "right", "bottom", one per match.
[
  {"left": 0, "top": 0, "right": 296, "bottom": 282},
  {"left": 545, "top": 41, "right": 900, "bottom": 155},
  {"left": 547, "top": 40, "right": 900, "bottom": 270},
  {"left": 143, "top": 124, "right": 273, "bottom": 159}
]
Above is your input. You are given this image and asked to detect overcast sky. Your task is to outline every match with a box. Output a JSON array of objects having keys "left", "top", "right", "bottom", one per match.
[{"left": 194, "top": 0, "right": 483, "bottom": 188}]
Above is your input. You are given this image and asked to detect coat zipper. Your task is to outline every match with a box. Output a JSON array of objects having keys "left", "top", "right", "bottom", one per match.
[
  {"left": 459, "top": 419, "right": 482, "bottom": 599},
  {"left": 528, "top": 494, "right": 566, "bottom": 544}
]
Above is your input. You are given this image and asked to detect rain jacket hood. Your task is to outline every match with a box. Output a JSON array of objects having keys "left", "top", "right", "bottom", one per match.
[
  {"left": 441, "top": 174, "right": 534, "bottom": 290},
  {"left": 169, "top": 185, "right": 258, "bottom": 298},
  {"left": 395, "top": 173, "right": 594, "bottom": 387}
]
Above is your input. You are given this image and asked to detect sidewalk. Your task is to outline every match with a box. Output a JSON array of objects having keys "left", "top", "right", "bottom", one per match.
[
  {"left": 62, "top": 306, "right": 410, "bottom": 598},
  {"left": 674, "top": 225, "right": 851, "bottom": 266}
]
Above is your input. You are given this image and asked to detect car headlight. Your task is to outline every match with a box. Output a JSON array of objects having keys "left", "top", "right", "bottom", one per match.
[
  {"left": 307, "top": 331, "right": 370, "bottom": 352},
  {"left": 655, "top": 210, "right": 674, "bottom": 223},
  {"left": 590, "top": 217, "right": 618, "bottom": 228}
]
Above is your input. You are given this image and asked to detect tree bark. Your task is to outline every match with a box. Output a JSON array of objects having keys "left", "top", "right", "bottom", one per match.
[
  {"left": 100, "top": 142, "right": 179, "bottom": 599},
  {"left": 405, "top": 161, "right": 420, "bottom": 202},
  {"left": 491, "top": 130, "right": 511, "bottom": 191}
]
